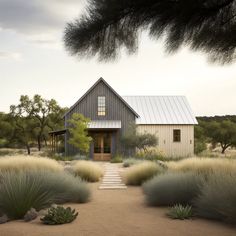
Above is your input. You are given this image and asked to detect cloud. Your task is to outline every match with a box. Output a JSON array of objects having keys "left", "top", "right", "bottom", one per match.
[
  {"left": 0, "top": 51, "right": 22, "bottom": 60},
  {"left": 0, "top": 0, "right": 85, "bottom": 35}
]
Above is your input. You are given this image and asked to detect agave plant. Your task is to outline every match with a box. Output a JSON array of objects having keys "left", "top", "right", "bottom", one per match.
[
  {"left": 41, "top": 206, "right": 78, "bottom": 225},
  {"left": 167, "top": 204, "right": 193, "bottom": 220}
]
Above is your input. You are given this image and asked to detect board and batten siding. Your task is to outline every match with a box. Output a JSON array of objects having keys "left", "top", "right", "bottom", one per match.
[
  {"left": 64, "top": 80, "right": 136, "bottom": 155},
  {"left": 137, "top": 125, "right": 194, "bottom": 157}
]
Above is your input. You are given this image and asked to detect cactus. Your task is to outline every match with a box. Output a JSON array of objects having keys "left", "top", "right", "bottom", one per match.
[{"left": 40, "top": 206, "right": 78, "bottom": 225}]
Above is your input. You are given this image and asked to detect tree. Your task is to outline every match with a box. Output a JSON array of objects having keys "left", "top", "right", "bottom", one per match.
[
  {"left": 204, "top": 120, "right": 236, "bottom": 154},
  {"left": 64, "top": 0, "right": 236, "bottom": 64},
  {"left": 121, "top": 124, "right": 158, "bottom": 152},
  {"left": 194, "top": 123, "right": 207, "bottom": 154},
  {"left": 68, "top": 113, "right": 92, "bottom": 154},
  {"left": 0, "top": 113, "right": 14, "bottom": 147},
  {"left": 9, "top": 105, "right": 37, "bottom": 155}
]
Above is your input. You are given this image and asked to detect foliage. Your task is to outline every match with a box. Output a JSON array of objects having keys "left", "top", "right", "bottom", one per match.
[
  {"left": 50, "top": 155, "right": 74, "bottom": 161},
  {"left": 41, "top": 206, "right": 78, "bottom": 225},
  {"left": 0, "top": 170, "right": 90, "bottom": 219},
  {"left": 64, "top": 0, "right": 236, "bottom": 63},
  {"left": 143, "top": 172, "right": 202, "bottom": 206},
  {"left": 167, "top": 204, "right": 193, "bottom": 220},
  {"left": 125, "top": 161, "right": 163, "bottom": 185},
  {"left": 167, "top": 157, "right": 236, "bottom": 177},
  {"left": 110, "top": 155, "right": 123, "bottom": 163},
  {"left": 135, "top": 148, "right": 165, "bottom": 161},
  {"left": 194, "top": 124, "right": 207, "bottom": 154},
  {"left": 0, "top": 156, "right": 63, "bottom": 173},
  {"left": 123, "top": 158, "right": 141, "bottom": 167},
  {"left": 72, "top": 160, "right": 103, "bottom": 182},
  {"left": 68, "top": 113, "right": 92, "bottom": 154},
  {"left": 121, "top": 125, "right": 158, "bottom": 153},
  {"left": 194, "top": 172, "right": 236, "bottom": 223}
]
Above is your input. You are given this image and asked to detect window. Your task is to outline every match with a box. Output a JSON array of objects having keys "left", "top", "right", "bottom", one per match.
[
  {"left": 98, "top": 96, "right": 106, "bottom": 116},
  {"left": 173, "top": 129, "right": 181, "bottom": 142}
]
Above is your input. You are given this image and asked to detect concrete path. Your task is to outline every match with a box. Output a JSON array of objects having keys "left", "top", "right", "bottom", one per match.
[{"left": 99, "top": 163, "right": 127, "bottom": 190}]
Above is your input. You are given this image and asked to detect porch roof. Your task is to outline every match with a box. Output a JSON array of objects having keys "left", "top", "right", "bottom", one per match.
[{"left": 88, "top": 120, "right": 121, "bottom": 129}]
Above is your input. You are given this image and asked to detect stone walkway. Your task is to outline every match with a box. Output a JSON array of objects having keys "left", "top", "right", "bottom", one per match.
[{"left": 99, "top": 163, "right": 127, "bottom": 190}]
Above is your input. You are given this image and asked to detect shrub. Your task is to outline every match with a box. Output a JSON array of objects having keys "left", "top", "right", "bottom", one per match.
[
  {"left": 167, "top": 204, "right": 193, "bottom": 220},
  {"left": 194, "top": 172, "right": 236, "bottom": 223},
  {"left": 110, "top": 155, "right": 123, "bottom": 163},
  {"left": 0, "top": 156, "right": 63, "bottom": 173},
  {"left": 0, "top": 171, "right": 90, "bottom": 219},
  {"left": 135, "top": 148, "right": 165, "bottom": 161},
  {"left": 167, "top": 157, "right": 236, "bottom": 177},
  {"left": 72, "top": 161, "right": 103, "bottom": 182},
  {"left": 41, "top": 206, "right": 78, "bottom": 225},
  {"left": 143, "top": 172, "right": 203, "bottom": 206},
  {"left": 123, "top": 158, "right": 141, "bottom": 167},
  {"left": 125, "top": 161, "right": 163, "bottom": 185}
]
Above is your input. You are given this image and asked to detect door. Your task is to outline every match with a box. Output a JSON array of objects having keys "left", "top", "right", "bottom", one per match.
[{"left": 93, "top": 133, "right": 111, "bottom": 161}]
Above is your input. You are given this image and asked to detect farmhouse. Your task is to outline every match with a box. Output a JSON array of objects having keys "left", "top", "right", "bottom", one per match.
[{"left": 53, "top": 78, "right": 197, "bottom": 160}]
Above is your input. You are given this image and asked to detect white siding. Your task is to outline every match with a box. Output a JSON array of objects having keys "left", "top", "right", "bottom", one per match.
[{"left": 137, "top": 125, "right": 194, "bottom": 158}]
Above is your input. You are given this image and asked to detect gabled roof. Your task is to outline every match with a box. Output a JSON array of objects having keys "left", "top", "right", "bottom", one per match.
[
  {"left": 123, "top": 96, "right": 198, "bottom": 125},
  {"left": 64, "top": 78, "right": 139, "bottom": 118}
]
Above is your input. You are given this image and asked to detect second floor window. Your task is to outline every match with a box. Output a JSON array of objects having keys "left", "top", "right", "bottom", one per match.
[{"left": 98, "top": 96, "right": 106, "bottom": 116}]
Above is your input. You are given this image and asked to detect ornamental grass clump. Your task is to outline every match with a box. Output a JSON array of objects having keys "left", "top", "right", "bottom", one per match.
[
  {"left": 167, "top": 157, "right": 236, "bottom": 177},
  {"left": 194, "top": 171, "right": 236, "bottom": 224},
  {"left": 72, "top": 160, "right": 103, "bottom": 182},
  {"left": 0, "top": 156, "right": 63, "bottom": 173},
  {"left": 143, "top": 172, "right": 203, "bottom": 206},
  {"left": 123, "top": 158, "right": 141, "bottom": 167},
  {"left": 125, "top": 161, "right": 163, "bottom": 185},
  {"left": 0, "top": 171, "right": 90, "bottom": 219}
]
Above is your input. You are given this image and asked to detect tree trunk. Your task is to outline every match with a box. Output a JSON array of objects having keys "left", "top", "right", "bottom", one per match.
[
  {"left": 38, "top": 136, "right": 41, "bottom": 151},
  {"left": 26, "top": 144, "right": 31, "bottom": 155},
  {"left": 221, "top": 144, "right": 230, "bottom": 154}
]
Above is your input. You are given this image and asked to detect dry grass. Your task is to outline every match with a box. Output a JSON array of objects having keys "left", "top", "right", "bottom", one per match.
[
  {"left": 167, "top": 157, "right": 236, "bottom": 176},
  {"left": 72, "top": 161, "right": 103, "bottom": 182},
  {"left": 125, "top": 161, "right": 163, "bottom": 185},
  {"left": 0, "top": 156, "right": 63, "bottom": 173}
]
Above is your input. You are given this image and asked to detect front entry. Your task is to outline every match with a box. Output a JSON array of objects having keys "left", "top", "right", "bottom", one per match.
[{"left": 93, "top": 133, "right": 111, "bottom": 161}]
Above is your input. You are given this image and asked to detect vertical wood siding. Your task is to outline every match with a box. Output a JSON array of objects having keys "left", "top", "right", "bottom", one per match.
[
  {"left": 65, "top": 80, "right": 136, "bottom": 155},
  {"left": 137, "top": 125, "right": 194, "bottom": 158}
]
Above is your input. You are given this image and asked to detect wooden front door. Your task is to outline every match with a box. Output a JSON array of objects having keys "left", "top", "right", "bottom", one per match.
[{"left": 93, "top": 133, "right": 111, "bottom": 161}]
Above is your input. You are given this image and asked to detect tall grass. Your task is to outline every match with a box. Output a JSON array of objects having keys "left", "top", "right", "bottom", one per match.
[
  {"left": 123, "top": 158, "right": 141, "bottom": 167},
  {"left": 194, "top": 171, "right": 236, "bottom": 223},
  {"left": 72, "top": 161, "right": 103, "bottom": 182},
  {"left": 143, "top": 172, "right": 203, "bottom": 206},
  {"left": 0, "top": 156, "right": 63, "bottom": 173},
  {"left": 0, "top": 171, "right": 90, "bottom": 219},
  {"left": 167, "top": 157, "right": 236, "bottom": 177},
  {"left": 125, "top": 161, "right": 163, "bottom": 185}
]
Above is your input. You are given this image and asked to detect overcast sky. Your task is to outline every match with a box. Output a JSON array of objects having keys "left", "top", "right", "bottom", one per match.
[{"left": 0, "top": 0, "right": 235, "bottom": 116}]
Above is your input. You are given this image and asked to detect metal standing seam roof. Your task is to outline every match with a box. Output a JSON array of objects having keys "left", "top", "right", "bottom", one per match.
[
  {"left": 88, "top": 120, "right": 122, "bottom": 129},
  {"left": 123, "top": 96, "right": 198, "bottom": 125}
]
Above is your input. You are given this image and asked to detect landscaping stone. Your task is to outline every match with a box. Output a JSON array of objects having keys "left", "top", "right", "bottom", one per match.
[
  {"left": 24, "top": 208, "right": 38, "bottom": 222},
  {"left": 0, "top": 215, "right": 8, "bottom": 224},
  {"left": 99, "top": 164, "right": 127, "bottom": 190}
]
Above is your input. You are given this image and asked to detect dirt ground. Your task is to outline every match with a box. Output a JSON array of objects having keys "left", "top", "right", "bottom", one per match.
[{"left": 0, "top": 164, "right": 236, "bottom": 236}]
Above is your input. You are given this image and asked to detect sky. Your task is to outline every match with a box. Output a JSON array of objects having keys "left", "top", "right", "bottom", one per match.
[{"left": 0, "top": 0, "right": 235, "bottom": 116}]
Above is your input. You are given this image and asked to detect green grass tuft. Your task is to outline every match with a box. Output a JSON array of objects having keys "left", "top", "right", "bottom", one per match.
[{"left": 167, "top": 204, "right": 193, "bottom": 220}]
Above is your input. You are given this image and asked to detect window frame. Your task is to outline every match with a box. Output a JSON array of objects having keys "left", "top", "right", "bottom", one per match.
[
  {"left": 173, "top": 129, "right": 181, "bottom": 142},
  {"left": 97, "top": 96, "right": 106, "bottom": 116}
]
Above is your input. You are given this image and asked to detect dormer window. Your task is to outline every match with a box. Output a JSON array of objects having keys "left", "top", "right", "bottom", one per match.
[{"left": 98, "top": 96, "right": 106, "bottom": 116}]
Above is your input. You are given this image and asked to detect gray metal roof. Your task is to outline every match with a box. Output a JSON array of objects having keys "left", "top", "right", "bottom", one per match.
[
  {"left": 123, "top": 96, "right": 198, "bottom": 125},
  {"left": 88, "top": 120, "right": 121, "bottom": 129}
]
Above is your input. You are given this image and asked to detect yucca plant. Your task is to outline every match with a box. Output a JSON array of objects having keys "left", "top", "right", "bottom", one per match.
[
  {"left": 41, "top": 206, "right": 78, "bottom": 225},
  {"left": 0, "top": 171, "right": 90, "bottom": 219},
  {"left": 167, "top": 204, "right": 193, "bottom": 220}
]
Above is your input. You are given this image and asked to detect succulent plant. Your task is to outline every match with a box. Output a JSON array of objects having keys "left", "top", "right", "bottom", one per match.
[{"left": 40, "top": 206, "right": 78, "bottom": 225}]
